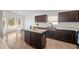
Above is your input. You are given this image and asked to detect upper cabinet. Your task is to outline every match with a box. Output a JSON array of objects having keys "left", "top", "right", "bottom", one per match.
[
  {"left": 58, "top": 11, "right": 79, "bottom": 22},
  {"left": 35, "top": 15, "right": 47, "bottom": 22}
]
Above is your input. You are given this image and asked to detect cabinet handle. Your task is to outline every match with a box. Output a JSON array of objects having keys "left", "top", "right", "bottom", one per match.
[{"left": 43, "top": 35, "right": 46, "bottom": 37}]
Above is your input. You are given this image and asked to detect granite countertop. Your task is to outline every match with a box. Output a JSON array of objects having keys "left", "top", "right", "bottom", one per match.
[
  {"left": 25, "top": 26, "right": 79, "bottom": 33},
  {"left": 56, "top": 27, "right": 79, "bottom": 32},
  {"left": 33, "top": 26, "right": 48, "bottom": 29},
  {"left": 24, "top": 28, "right": 47, "bottom": 33}
]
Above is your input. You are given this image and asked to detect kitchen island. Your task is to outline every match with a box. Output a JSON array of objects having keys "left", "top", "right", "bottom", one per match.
[{"left": 24, "top": 29, "right": 47, "bottom": 49}]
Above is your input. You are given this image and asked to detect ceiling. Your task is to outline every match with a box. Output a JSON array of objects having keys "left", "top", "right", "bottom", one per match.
[{"left": 10, "top": 10, "right": 70, "bottom": 16}]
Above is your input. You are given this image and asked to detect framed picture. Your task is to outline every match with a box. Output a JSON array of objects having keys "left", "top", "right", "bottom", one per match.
[{"left": 8, "top": 17, "right": 15, "bottom": 26}]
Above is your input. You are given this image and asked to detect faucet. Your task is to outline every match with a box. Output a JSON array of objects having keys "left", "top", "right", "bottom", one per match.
[
  {"left": 36, "top": 23, "right": 39, "bottom": 27},
  {"left": 49, "top": 22, "right": 53, "bottom": 28}
]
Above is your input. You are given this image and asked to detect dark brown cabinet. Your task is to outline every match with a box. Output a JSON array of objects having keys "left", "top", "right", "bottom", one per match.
[
  {"left": 59, "top": 12, "right": 68, "bottom": 22},
  {"left": 56, "top": 30, "right": 65, "bottom": 41},
  {"left": 46, "top": 30, "right": 57, "bottom": 39},
  {"left": 31, "top": 32, "right": 41, "bottom": 48},
  {"left": 31, "top": 32, "right": 46, "bottom": 48},
  {"left": 24, "top": 30, "right": 46, "bottom": 49},
  {"left": 46, "top": 29, "right": 77, "bottom": 44},
  {"left": 58, "top": 11, "right": 79, "bottom": 22},
  {"left": 64, "top": 30, "right": 76, "bottom": 44},
  {"left": 35, "top": 15, "right": 47, "bottom": 22},
  {"left": 35, "top": 16, "right": 41, "bottom": 22},
  {"left": 56, "top": 29, "right": 76, "bottom": 44},
  {"left": 25, "top": 31, "right": 30, "bottom": 45}
]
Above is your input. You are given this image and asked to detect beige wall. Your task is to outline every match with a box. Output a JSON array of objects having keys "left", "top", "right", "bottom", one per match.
[
  {"left": 3, "top": 11, "right": 25, "bottom": 33},
  {"left": 24, "top": 16, "right": 35, "bottom": 29}
]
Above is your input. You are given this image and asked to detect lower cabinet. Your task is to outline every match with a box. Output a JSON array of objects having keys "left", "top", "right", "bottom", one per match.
[
  {"left": 24, "top": 30, "right": 46, "bottom": 49},
  {"left": 56, "top": 30, "right": 65, "bottom": 41},
  {"left": 64, "top": 30, "right": 76, "bottom": 44},
  {"left": 56, "top": 29, "right": 76, "bottom": 44},
  {"left": 46, "top": 29, "right": 77, "bottom": 44},
  {"left": 46, "top": 30, "right": 57, "bottom": 39},
  {"left": 31, "top": 32, "right": 41, "bottom": 48},
  {"left": 25, "top": 31, "right": 30, "bottom": 45}
]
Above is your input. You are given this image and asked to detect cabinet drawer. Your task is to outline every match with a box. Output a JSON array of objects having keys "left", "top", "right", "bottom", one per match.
[{"left": 46, "top": 31, "right": 56, "bottom": 39}]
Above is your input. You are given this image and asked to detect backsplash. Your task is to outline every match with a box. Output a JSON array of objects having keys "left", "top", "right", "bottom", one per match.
[
  {"left": 56, "top": 22, "right": 79, "bottom": 28},
  {"left": 34, "top": 22, "right": 49, "bottom": 28},
  {"left": 34, "top": 22, "right": 79, "bottom": 29}
]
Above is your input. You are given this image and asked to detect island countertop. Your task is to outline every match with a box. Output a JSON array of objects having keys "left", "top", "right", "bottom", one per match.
[{"left": 24, "top": 28, "right": 47, "bottom": 33}]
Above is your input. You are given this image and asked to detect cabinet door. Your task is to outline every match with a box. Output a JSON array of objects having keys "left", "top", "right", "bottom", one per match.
[
  {"left": 35, "top": 16, "right": 41, "bottom": 22},
  {"left": 41, "top": 15, "right": 47, "bottom": 22},
  {"left": 31, "top": 32, "right": 41, "bottom": 48},
  {"left": 64, "top": 30, "right": 76, "bottom": 44},
  {"left": 68, "top": 11, "right": 78, "bottom": 22},
  {"left": 35, "top": 16, "right": 40, "bottom": 22},
  {"left": 59, "top": 12, "right": 68, "bottom": 22},
  {"left": 64, "top": 31, "right": 72, "bottom": 43},
  {"left": 38, "top": 16, "right": 41, "bottom": 22},
  {"left": 41, "top": 33, "right": 46, "bottom": 48},
  {"left": 56, "top": 30, "right": 65, "bottom": 41},
  {"left": 46, "top": 30, "right": 56, "bottom": 39},
  {"left": 58, "top": 11, "right": 78, "bottom": 22},
  {"left": 70, "top": 31, "right": 76, "bottom": 44},
  {"left": 35, "top": 15, "right": 47, "bottom": 22},
  {"left": 25, "top": 31, "right": 30, "bottom": 45},
  {"left": 77, "top": 11, "right": 79, "bottom": 22}
]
